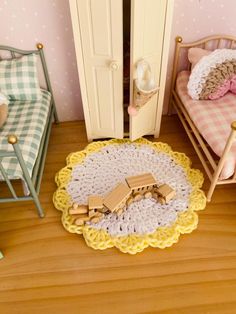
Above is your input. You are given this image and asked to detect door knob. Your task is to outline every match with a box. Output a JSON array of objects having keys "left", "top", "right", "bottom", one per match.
[{"left": 109, "top": 60, "right": 119, "bottom": 71}]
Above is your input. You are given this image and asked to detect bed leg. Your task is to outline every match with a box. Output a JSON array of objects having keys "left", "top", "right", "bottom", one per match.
[
  {"left": 23, "top": 172, "right": 45, "bottom": 217},
  {"left": 168, "top": 37, "right": 183, "bottom": 115},
  {"left": 206, "top": 122, "right": 236, "bottom": 202},
  {"left": 31, "top": 193, "right": 45, "bottom": 218},
  {"left": 207, "top": 182, "right": 216, "bottom": 202},
  {"left": 53, "top": 104, "right": 59, "bottom": 124},
  {"left": 37, "top": 44, "right": 59, "bottom": 124},
  {"left": 8, "top": 135, "right": 45, "bottom": 218},
  {"left": 168, "top": 97, "right": 173, "bottom": 115}
]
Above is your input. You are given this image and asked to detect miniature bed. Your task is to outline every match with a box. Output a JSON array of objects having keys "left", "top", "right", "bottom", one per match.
[
  {"left": 0, "top": 44, "right": 58, "bottom": 217},
  {"left": 169, "top": 35, "right": 236, "bottom": 201}
]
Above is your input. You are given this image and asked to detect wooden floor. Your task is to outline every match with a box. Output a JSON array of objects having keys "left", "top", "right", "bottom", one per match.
[{"left": 0, "top": 116, "right": 236, "bottom": 314}]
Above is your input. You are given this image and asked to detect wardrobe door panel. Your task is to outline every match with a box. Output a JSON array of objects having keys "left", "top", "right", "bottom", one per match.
[
  {"left": 72, "top": 0, "right": 123, "bottom": 139},
  {"left": 129, "top": 0, "right": 167, "bottom": 141}
]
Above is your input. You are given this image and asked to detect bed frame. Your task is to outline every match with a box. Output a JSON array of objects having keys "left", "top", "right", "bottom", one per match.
[
  {"left": 169, "top": 35, "right": 236, "bottom": 201},
  {"left": 0, "top": 43, "right": 58, "bottom": 218}
]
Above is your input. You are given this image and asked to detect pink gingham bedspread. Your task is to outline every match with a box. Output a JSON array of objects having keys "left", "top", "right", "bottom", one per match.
[{"left": 176, "top": 71, "right": 236, "bottom": 179}]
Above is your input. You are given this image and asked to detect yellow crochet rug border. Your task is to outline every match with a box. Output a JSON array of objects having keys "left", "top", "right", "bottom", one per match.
[{"left": 53, "top": 138, "right": 206, "bottom": 254}]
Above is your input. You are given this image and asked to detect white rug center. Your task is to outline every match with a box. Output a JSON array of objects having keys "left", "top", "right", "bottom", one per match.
[{"left": 66, "top": 144, "right": 192, "bottom": 236}]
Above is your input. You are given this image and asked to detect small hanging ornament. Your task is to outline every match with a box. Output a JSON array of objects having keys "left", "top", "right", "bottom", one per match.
[{"left": 128, "top": 60, "right": 159, "bottom": 116}]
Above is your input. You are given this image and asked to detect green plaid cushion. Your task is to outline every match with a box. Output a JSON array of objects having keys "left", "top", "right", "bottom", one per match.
[
  {"left": 0, "top": 89, "right": 51, "bottom": 194},
  {"left": 0, "top": 54, "right": 42, "bottom": 101}
]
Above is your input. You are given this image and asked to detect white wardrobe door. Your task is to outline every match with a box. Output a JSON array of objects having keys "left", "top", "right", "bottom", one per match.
[
  {"left": 74, "top": 0, "right": 123, "bottom": 139},
  {"left": 129, "top": 0, "right": 167, "bottom": 141}
]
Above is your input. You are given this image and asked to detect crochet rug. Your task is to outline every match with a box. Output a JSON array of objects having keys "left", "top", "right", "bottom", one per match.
[{"left": 53, "top": 138, "right": 206, "bottom": 254}]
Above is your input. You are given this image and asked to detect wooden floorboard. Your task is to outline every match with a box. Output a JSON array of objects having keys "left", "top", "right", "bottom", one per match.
[{"left": 0, "top": 116, "right": 236, "bottom": 314}]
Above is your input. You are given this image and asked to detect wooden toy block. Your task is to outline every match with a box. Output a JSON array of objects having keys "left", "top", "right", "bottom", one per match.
[
  {"left": 72, "top": 203, "right": 78, "bottom": 209},
  {"left": 74, "top": 219, "right": 84, "bottom": 226},
  {"left": 126, "top": 196, "right": 133, "bottom": 207},
  {"left": 103, "top": 183, "right": 131, "bottom": 212},
  {"left": 152, "top": 192, "right": 158, "bottom": 200},
  {"left": 74, "top": 214, "right": 90, "bottom": 226},
  {"left": 69, "top": 204, "right": 88, "bottom": 215},
  {"left": 158, "top": 196, "right": 165, "bottom": 205},
  {"left": 133, "top": 193, "right": 142, "bottom": 202},
  {"left": 144, "top": 191, "right": 152, "bottom": 198},
  {"left": 71, "top": 213, "right": 88, "bottom": 220},
  {"left": 153, "top": 187, "right": 159, "bottom": 193},
  {"left": 116, "top": 208, "right": 124, "bottom": 216},
  {"left": 88, "top": 195, "right": 103, "bottom": 210},
  {"left": 125, "top": 173, "right": 156, "bottom": 190},
  {"left": 90, "top": 216, "right": 101, "bottom": 224},
  {"left": 89, "top": 209, "right": 105, "bottom": 218},
  {"left": 97, "top": 207, "right": 109, "bottom": 213},
  {"left": 157, "top": 184, "right": 176, "bottom": 203},
  {"left": 88, "top": 209, "right": 97, "bottom": 218},
  {"left": 95, "top": 212, "right": 104, "bottom": 218}
]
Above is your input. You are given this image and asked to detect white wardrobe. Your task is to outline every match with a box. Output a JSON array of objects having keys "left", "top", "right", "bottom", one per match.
[{"left": 69, "top": 0, "right": 173, "bottom": 141}]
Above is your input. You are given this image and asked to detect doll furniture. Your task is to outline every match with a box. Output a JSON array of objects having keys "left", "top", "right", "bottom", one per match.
[
  {"left": 169, "top": 35, "right": 236, "bottom": 201},
  {"left": 0, "top": 43, "right": 58, "bottom": 217},
  {"left": 69, "top": 0, "right": 174, "bottom": 141}
]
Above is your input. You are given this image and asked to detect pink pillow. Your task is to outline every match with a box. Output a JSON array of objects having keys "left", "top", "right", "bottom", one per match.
[
  {"left": 188, "top": 48, "right": 236, "bottom": 100},
  {"left": 188, "top": 47, "right": 211, "bottom": 69}
]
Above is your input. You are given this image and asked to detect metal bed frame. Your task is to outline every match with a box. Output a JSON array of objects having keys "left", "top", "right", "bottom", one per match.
[
  {"left": 0, "top": 43, "right": 58, "bottom": 218},
  {"left": 169, "top": 35, "right": 236, "bottom": 202}
]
